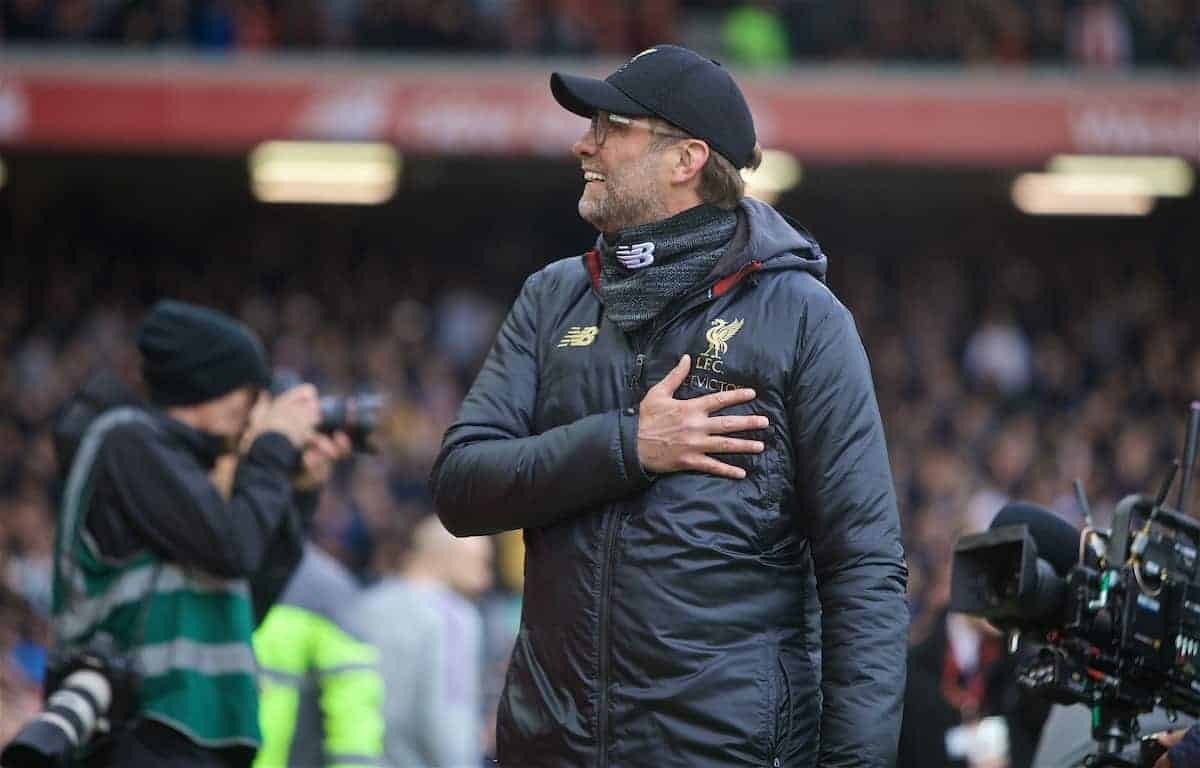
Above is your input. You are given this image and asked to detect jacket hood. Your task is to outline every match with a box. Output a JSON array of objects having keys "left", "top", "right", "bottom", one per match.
[
  {"left": 53, "top": 369, "right": 144, "bottom": 471},
  {"left": 732, "top": 196, "right": 827, "bottom": 281}
]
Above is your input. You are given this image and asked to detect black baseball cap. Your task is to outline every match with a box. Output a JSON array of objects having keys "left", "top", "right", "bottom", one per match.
[{"left": 551, "top": 44, "right": 757, "bottom": 169}]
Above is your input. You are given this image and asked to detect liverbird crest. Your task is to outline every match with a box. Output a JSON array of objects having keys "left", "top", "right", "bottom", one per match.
[{"left": 702, "top": 318, "right": 744, "bottom": 359}]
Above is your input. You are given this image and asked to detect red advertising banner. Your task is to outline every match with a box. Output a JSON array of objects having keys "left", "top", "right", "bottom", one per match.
[{"left": 0, "top": 55, "right": 1196, "bottom": 164}]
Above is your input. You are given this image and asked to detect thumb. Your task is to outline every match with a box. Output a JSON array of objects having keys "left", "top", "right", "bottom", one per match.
[{"left": 652, "top": 354, "right": 691, "bottom": 396}]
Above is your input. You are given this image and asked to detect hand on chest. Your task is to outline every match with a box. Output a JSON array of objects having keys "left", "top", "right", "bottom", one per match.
[{"left": 538, "top": 304, "right": 797, "bottom": 537}]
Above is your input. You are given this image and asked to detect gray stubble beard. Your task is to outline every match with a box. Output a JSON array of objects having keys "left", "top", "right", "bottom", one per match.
[{"left": 578, "top": 154, "right": 671, "bottom": 235}]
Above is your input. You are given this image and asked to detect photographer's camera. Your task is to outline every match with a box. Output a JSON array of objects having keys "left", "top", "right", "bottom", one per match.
[
  {"left": 1, "top": 637, "right": 137, "bottom": 768},
  {"left": 271, "top": 371, "right": 383, "bottom": 452}
]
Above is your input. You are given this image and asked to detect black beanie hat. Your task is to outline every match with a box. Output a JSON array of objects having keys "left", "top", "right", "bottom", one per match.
[{"left": 137, "top": 300, "right": 272, "bottom": 406}]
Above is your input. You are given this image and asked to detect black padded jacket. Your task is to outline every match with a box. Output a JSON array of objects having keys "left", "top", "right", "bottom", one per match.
[{"left": 432, "top": 198, "right": 908, "bottom": 768}]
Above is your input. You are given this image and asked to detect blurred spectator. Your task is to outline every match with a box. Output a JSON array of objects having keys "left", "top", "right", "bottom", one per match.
[
  {"left": 3, "top": 495, "right": 53, "bottom": 619},
  {"left": 433, "top": 287, "right": 503, "bottom": 371},
  {"left": 963, "top": 307, "right": 1033, "bottom": 397},
  {"left": 509, "top": 0, "right": 598, "bottom": 54},
  {"left": 1028, "top": 0, "right": 1068, "bottom": 62},
  {"left": 0, "top": 588, "right": 45, "bottom": 746},
  {"left": 473, "top": 528, "right": 525, "bottom": 760},
  {"left": 722, "top": 0, "right": 790, "bottom": 67},
  {"left": 356, "top": 0, "right": 485, "bottom": 51},
  {"left": 1068, "top": 0, "right": 1133, "bottom": 69},
  {"left": 352, "top": 515, "right": 493, "bottom": 768},
  {"left": 192, "top": 0, "right": 238, "bottom": 48},
  {"left": 253, "top": 544, "right": 385, "bottom": 767},
  {"left": 1131, "top": 0, "right": 1196, "bottom": 66},
  {"left": 898, "top": 610, "right": 1052, "bottom": 768},
  {"left": 3, "top": 0, "right": 54, "bottom": 40}
]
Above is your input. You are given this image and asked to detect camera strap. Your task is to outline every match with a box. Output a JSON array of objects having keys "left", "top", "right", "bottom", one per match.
[
  {"left": 54, "top": 406, "right": 163, "bottom": 653},
  {"left": 53, "top": 407, "right": 172, "bottom": 751},
  {"left": 131, "top": 563, "right": 163, "bottom": 651}
]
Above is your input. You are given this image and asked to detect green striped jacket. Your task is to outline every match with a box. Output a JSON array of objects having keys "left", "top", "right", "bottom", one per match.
[{"left": 52, "top": 407, "right": 261, "bottom": 749}]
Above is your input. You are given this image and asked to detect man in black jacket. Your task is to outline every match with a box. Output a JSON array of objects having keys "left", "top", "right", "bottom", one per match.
[
  {"left": 431, "top": 45, "right": 908, "bottom": 767},
  {"left": 49, "top": 300, "right": 349, "bottom": 767},
  {"left": 898, "top": 609, "right": 1050, "bottom": 768}
]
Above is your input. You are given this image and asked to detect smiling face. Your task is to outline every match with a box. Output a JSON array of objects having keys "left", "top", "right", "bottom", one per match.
[{"left": 573, "top": 112, "right": 675, "bottom": 235}]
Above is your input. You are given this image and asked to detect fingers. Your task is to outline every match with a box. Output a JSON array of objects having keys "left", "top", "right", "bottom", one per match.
[
  {"left": 278, "top": 383, "right": 318, "bottom": 405},
  {"left": 294, "top": 431, "right": 351, "bottom": 491},
  {"left": 701, "top": 436, "right": 765, "bottom": 455},
  {"left": 305, "top": 432, "right": 341, "bottom": 462},
  {"left": 707, "top": 414, "right": 769, "bottom": 434},
  {"left": 279, "top": 384, "right": 319, "bottom": 413},
  {"left": 276, "top": 385, "right": 321, "bottom": 431},
  {"left": 638, "top": 354, "right": 766, "bottom": 482},
  {"left": 695, "top": 387, "right": 757, "bottom": 414},
  {"left": 688, "top": 456, "right": 747, "bottom": 480},
  {"left": 330, "top": 431, "right": 354, "bottom": 456},
  {"left": 651, "top": 355, "right": 691, "bottom": 395},
  {"left": 303, "top": 432, "right": 354, "bottom": 471}
]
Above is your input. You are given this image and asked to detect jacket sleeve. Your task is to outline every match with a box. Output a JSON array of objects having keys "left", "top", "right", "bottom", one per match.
[
  {"left": 430, "top": 269, "right": 650, "bottom": 537},
  {"left": 316, "top": 614, "right": 386, "bottom": 768},
  {"left": 97, "top": 423, "right": 303, "bottom": 579},
  {"left": 248, "top": 490, "right": 320, "bottom": 623},
  {"left": 788, "top": 296, "right": 909, "bottom": 768},
  {"left": 253, "top": 603, "right": 385, "bottom": 768}
]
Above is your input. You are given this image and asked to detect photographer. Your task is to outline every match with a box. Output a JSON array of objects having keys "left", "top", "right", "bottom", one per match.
[{"left": 48, "top": 300, "right": 349, "bottom": 767}]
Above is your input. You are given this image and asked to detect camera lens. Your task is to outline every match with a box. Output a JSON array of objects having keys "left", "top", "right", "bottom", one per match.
[
  {"left": 1, "top": 669, "right": 112, "bottom": 767},
  {"left": 317, "top": 394, "right": 384, "bottom": 450}
]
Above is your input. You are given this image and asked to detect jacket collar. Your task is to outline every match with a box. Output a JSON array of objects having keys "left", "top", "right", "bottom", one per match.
[
  {"left": 582, "top": 197, "right": 827, "bottom": 299},
  {"left": 153, "top": 409, "right": 229, "bottom": 469}
]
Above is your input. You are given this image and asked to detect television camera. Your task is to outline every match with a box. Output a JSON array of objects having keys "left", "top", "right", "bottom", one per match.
[{"left": 951, "top": 403, "right": 1200, "bottom": 767}]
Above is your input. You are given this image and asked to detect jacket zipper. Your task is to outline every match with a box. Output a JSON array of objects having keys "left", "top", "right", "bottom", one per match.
[
  {"left": 597, "top": 269, "right": 762, "bottom": 765},
  {"left": 596, "top": 506, "right": 622, "bottom": 767},
  {"left": 614, "top": 259, "right": 762, "bottom": 392},
  {"left": 630, "top": 263, "right": 763, "bottom": 396},
  {"left": 630, "top": 353, "right": 646, "bottom": 392},
  {"left": 770, "top": 653, "right": 791, "bottom": 767},
  {"left": 598, "top": 335, "right": 651, "bottom": 765},
  {"left": 598, "top": 338, "right": 646, "bottom": 767}
]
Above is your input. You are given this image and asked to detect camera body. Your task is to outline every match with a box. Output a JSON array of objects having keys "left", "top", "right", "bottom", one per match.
[
  {"left": 270, "top": 370, "right": 383, "bottom": 451},
  {"left": 1071, "top": 500, "right": 1194, "bottom": 709},
  {"left": 1, "top": 635, "right": 139, "bottom": 768},
  {"left": 951, "top": 493, "right": 1200, "bottom": 760}
]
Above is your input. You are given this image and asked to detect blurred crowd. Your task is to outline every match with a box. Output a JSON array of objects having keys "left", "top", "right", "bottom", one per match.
[
  {"left": 865, "top": 247, "right": 1200, "bottom": 647},
  {"left": 1, "top": 0, "right": 1197, "bottom": 69},
  {"left": 0, "top": 190, "right": 1197, "bottom": 758}
]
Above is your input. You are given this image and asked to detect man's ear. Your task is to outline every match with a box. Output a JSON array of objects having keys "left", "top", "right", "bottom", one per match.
[{"left": 671, "top": 139, "right": 710, "bottom": 185}]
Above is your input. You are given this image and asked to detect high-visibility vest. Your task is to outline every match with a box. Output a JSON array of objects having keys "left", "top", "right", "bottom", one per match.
[{"left": 253, "top": 547, "right": 384, "bottom": 768}]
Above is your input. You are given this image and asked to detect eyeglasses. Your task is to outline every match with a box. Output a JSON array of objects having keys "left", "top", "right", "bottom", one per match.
[{"left": 589, "top": 111, "right": 691, "bottom": 147}]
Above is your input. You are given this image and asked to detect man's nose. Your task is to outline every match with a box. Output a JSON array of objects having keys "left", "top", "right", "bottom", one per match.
[{"left": 572, "top": 127, "right": 596, "bottom": 158}]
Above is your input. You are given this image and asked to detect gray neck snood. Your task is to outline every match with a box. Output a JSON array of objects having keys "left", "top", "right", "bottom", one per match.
[{"left": 598, "top": 204, "right": 738, "bottom": 334}]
